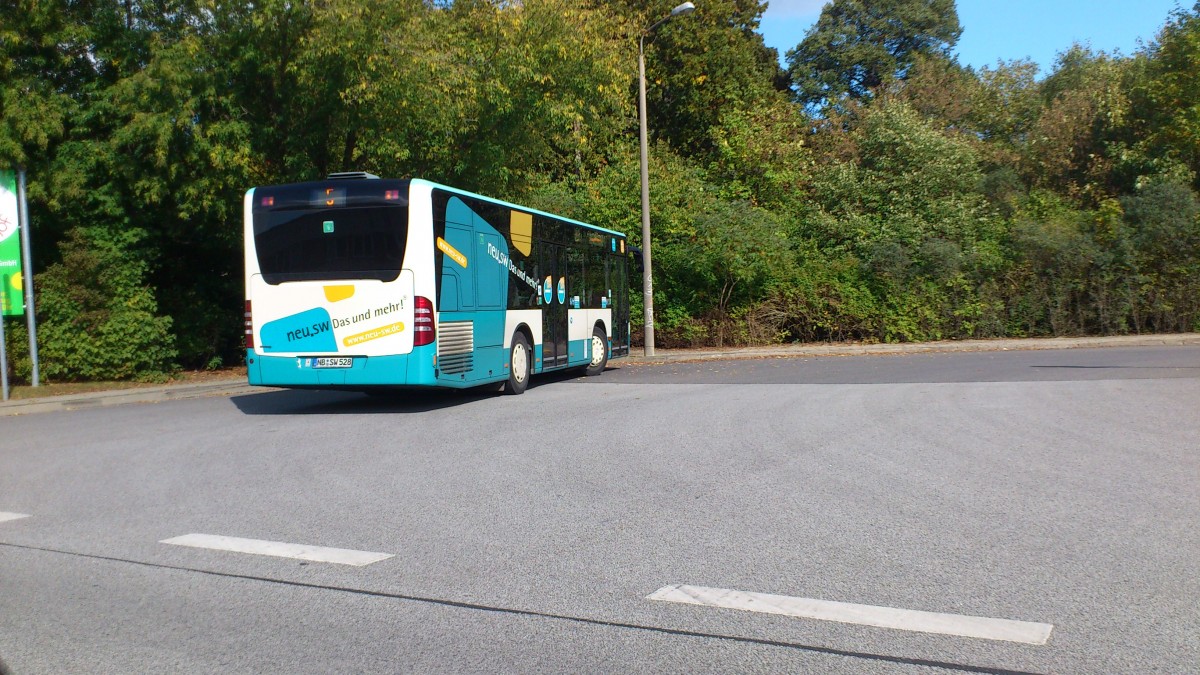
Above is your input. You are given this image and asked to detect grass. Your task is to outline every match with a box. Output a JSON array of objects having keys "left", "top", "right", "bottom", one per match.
[{"left": 2, "top": 367, "right": 247, "bottom": 401}]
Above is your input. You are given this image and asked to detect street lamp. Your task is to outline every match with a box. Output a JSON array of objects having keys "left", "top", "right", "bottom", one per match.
[{"left": 638, "top": 1, "right": 695, "bottom": 357}]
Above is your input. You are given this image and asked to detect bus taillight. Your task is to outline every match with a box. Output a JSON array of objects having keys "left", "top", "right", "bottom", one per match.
[
  {"left": 244, "top": 300, "right": 255, "bottom": 349},
  {"left": 413, "top": 296, "right": 435, "bottom": 347}
]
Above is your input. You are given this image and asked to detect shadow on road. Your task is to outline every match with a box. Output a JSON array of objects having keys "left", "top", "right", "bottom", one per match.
[
  {"left": 231, "top": 387, "right": 497, "bottom": 415},
  {"left": 230, "top": 368, "right": 592, "bottom": 415},
  {"left": 1029, "top": 364, "right": 1200, "bottom": 369}
]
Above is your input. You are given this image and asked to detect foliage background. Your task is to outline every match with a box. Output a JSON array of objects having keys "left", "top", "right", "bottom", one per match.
[{"left": 2, "top": 0, "right": 1200, "bottom": 381}]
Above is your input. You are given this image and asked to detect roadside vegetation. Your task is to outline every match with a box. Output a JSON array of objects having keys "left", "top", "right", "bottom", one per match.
[{"left": 3, "top": 0, "right": 1200, "bottom": 382}]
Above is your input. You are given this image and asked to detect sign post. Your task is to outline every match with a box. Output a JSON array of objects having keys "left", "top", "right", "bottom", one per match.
[
  {"left": 0, "top": 167, "right": 39, "bottom": 398},
  {"left": 0, "top": 299, "right": 7, "bottom": 401},
  {"left": 17, "top": 168, "right": 38, "bottom": 386},
  {"left": 0, "top": 169, "right": 17, "bottom": 400},
  {"left": 0, "top": 170, "right": 19, "bottom": 316}
]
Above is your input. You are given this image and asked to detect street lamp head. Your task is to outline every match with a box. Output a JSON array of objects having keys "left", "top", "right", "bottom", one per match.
[
  {"left": 646, "top": 2, "right": 696, "bottom": 35},
  {"left": 671, "top": 2, "right": 696, "bottom": 17}
]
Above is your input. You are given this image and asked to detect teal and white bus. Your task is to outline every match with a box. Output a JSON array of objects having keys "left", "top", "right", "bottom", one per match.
[{"left": 243, "top": 174, "right": 630, "bottom": 394}]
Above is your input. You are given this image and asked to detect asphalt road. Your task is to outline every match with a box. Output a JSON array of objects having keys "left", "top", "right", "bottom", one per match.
[{"left": 1, "top": 346, "right": 1198, "bottom": 673}]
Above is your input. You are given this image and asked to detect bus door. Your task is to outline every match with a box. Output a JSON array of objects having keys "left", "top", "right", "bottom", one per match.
[
  {"left": 540, "top": 242, "right": 568, "bottom": 369},
  {"left": 609, "top": 251, "right": 631, "bottom": 356}
]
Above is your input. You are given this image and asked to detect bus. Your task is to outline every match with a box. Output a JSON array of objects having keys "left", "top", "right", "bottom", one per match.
[{"left": 243, "top": 173, "right": 631, "bottom": 395}]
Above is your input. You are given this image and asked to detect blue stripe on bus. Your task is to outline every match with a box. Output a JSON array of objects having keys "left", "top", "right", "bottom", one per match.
[{"left": 567, "top": 338, "right": 590, "bottom": 367}]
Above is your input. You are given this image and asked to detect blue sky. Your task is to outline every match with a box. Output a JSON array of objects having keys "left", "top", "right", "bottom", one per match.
[{"left": 758, "top": 0, "right": 1187, "bottom": 75}]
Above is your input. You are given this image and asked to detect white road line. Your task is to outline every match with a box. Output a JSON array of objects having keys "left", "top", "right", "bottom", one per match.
[
  {"left": 0, "top": 512, "right": 30, "bottom": 524},
  {"left": 648, "top": 584, "right": 1054, "bottom": 645},
  {"left": 160, "top": 533, "right": 394, "bottom": 567}
]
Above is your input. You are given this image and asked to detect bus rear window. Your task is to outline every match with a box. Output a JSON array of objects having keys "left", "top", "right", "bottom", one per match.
[{"left": 253, "top": 205, "right": 408, "bottom": 284}]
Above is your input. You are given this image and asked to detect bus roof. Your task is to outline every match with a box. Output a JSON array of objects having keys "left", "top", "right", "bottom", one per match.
[
  {"left": 250, "top": 177, "right": 627, "bottom": 240},
  {"left": 408, "top": 178, "right": 626, "bottom": 239}
]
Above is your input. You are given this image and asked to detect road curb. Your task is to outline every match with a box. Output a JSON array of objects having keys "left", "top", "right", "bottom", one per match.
[
  {"left": 621, "top": 334, "right": 1200, "bottom": 364},
  {"left": 0, "top": 380, "right": 260, "bottom": 417}
]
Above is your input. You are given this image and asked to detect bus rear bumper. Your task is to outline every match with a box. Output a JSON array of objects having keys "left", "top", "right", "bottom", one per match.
[{"left": 245, "top": 349, "right": 439, "bottom": 388}]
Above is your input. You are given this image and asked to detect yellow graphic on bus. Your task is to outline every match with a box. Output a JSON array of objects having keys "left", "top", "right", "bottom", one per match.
[
  {"left": 343, "top": 321, "right": 406, "bottom": 347},
  {"left": 437, "top": 237, "right": 468, "bottom": 268},
  {"left": 511, "top": 212, "right": 533, "bottom": 256},
  {"left": 324, "top": 285, "right": 355, "bottom": 302}
]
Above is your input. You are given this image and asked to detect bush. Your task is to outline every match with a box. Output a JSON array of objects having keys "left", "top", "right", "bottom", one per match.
[
  {"left": 24, "top": 228, "right": 176, "bottom": 382},
  {"left": 758, "top": 251, "right": 883, "bottom": 343}
]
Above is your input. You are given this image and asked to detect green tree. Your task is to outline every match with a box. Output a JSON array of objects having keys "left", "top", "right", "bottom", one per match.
[
  {"left": 288, "top": 0, "right": 460, "bottom": 180},
  {"left": 1004, "top": 192, "right": 1118, "bottom": 335},
  {"left": 806, "top": 102, "right": 1006, "bottom": 340},
  {"left": 1023, "top": 46, "right": 1134, "bottom": 202},
  {"left": 708, "top": 93, "right": 813, "bottom": 209},
  {"left": 206, "top": 0, "right": 319, "bottom": 183},
  {"left": 1120, "top": 181, "right": 1200, "bottom": 331},
  {"left": 634, "top": 0, "right": 787, "bottom": 157},
  {"left": 787, "top": 0, "right": 961, "bottom": 111},
  {"left": 809, "top": 102, "right": 988, "bottom": 252},
  {"left": 0, "top": 0, "right": 74, "bottom": 169},
  {"left": 665, "top": 199, "right": 791, "bottom": 345},
  {"left": 969, "top": 59, "right": 1041, "bottom": 157},
  {"left": 443, "top": 0, "right": 634, "bottom": 195},
  {"left": 883, "top": 53, "right": 977, "bottom": 132},
  {"left": 291, "top": 0, "right": 633, "bottom": 196},
  {"left": 66, "top": 12, "right": 257, "bottom": 368},
  {"left": 1130, "top": 3, "right": 1200, "bottom": 189}
]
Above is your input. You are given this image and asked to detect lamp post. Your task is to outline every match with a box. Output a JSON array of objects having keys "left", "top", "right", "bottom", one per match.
[{"left": 638, "top": 1, "right": 695, "bottom": 357}]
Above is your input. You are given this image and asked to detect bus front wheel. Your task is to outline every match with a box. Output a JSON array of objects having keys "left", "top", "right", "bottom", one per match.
[
  {"left": 585, "top": 325, "right": 608, "bottom": 376},
  {"left": 506, "top": 333, "right": 531, "bottom": 395}
]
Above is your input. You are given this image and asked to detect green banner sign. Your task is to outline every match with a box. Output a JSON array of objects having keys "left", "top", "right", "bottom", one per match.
[{"left": 0, "top": 170, "right": 22, "bottom": 316}]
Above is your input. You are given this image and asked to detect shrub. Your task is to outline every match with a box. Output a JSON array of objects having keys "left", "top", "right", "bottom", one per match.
[{"left": 24, "top": 228, "right": 176, "bottom": 382}]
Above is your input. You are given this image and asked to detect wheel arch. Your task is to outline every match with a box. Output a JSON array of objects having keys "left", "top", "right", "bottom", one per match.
[{"left": 512, "top": 322, "right": 535, "bottom": 348}]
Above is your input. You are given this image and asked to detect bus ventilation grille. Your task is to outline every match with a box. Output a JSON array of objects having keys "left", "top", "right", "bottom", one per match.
[{"left": 438, "top": 321, "right": 474, "bottom": 375}]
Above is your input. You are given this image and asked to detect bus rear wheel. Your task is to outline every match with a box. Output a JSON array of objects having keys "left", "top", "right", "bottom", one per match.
[
  {"left": 585, "top": 325, "right": 608, "bottom": 376},
  {"left": 506, "top": 332, "right": 531, "bottom": 395}
]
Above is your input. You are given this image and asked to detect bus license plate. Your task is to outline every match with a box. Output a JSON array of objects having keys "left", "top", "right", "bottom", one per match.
[{"left": 313, "top": 357, "right": 353, "bottom": 368}]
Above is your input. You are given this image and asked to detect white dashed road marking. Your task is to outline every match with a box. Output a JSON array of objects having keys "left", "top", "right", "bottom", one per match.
[
  {"left": 160, "top": 533, "right": 394, "bottom": 566},
  {"left": 0, "top": 512, "right": 30, "bottom": 524},
  {"left": 648, "top": 584, "right": 1054, "bottom": 645}
]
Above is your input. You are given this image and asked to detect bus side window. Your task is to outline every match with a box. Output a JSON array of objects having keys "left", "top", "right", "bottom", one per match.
[
  {"left": 529, "top": 261, "right": 540, "bottom": 307},
  {"left": 588, "top": 249, "right": 605, "bottom": 308},
  {"left": 567, "top": 248, "right": 586, "bottom": 309},
  {"left": 477, "top": 232, "right": 504, "bottom": 309},
  {"left": 441, "top": 223, "right": 474, "bottom": 310}
]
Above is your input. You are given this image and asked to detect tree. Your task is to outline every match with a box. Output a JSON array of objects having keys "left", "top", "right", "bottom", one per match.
[
  {"left": 708, "top": 93, "right": 813, "bottom": 209},
  {"left": 1130, "top": 3, "right": 1200, "bottom": 189},
  {"left": 883, "top": 52, "right": 977, "bottom": 132},
  {"left": 805, "top": 102, "right": 1006, "bottom": 341},
  {"left": 808, "top": 102, "right": 987, "bottom": 252},
  {"left": 440, "top": 0, "right": 634, "bottom": 195},
  {"left": 1120, "top": 181, "right": 1200, "bottom": 331},
  {"left": 1023, "top": 46, "right": 1134, "bottom": 202},
  {"left": 0, "top": 0, "right": 71, "bottom": 169},
  {"left": 969, "top": 59, "right": 1041, "bottom": 152},
  {"left": 638, "top": 0, "right": 788, "bottom": 156},
  {"left": 786, "top": 0, "right": 961, "bottom": 111}
]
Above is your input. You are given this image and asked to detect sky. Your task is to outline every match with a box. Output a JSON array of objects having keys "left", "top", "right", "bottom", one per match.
[{"left": 758, "top": 0, "right": 1187, "bottom": 75}]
